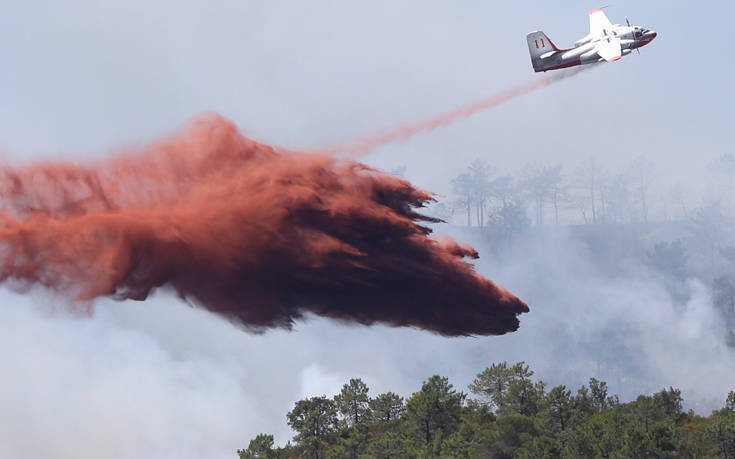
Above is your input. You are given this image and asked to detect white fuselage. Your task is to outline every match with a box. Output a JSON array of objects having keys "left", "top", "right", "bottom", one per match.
[
  {"left": 529, "top": 24, "right": 657, "bottom": 72},
  {"left": 575, "top": 24, "right": 656, "bottom": 65}
]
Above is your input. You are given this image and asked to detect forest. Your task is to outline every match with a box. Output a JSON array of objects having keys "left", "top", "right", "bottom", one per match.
[
  {"left": 429, "top": 154, "right": 735, "bottom": 344},
  {"left": 239, "top": 154, "right": 735, "bottom": 457},
  {"left": 237, "top": 361, "right": 735, "bottom": 458}
]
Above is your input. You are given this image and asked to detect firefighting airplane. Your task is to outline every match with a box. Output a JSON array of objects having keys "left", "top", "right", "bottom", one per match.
[{"left": 527, "top": 7, "right": 657, "bottom": 72}]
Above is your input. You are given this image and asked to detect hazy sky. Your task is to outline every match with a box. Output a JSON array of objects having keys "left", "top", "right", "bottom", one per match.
[
  {"left": 0, "top": 1, "right": 730, "bottom": 188},
  {"left": 0, "top": 1, "right": 733, "bottom": 458}
]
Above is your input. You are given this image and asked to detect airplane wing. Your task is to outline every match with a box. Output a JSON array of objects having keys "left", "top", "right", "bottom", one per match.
[
  {"left": 596, "top": 37, "right": 622, "bottom": 62},
  {"left": 589, "top": 7, "right": 614, "bottom": 38}
]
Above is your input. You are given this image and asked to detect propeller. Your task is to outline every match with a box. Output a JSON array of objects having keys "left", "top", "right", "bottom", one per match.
[{"left": 626, "top": 16, "right": 641, "bottom": 54}]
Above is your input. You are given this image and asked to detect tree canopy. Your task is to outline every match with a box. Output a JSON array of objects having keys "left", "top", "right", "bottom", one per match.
[{"left": 238, "top": 362, "right": 734, "bottom": 458}]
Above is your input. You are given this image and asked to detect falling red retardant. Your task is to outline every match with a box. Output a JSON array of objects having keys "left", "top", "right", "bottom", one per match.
[
  {"left": 321, "top": 67, "right": 589, "bottom": 158},
  {"left": 0, "top": 114, "right": 528, "bottom": 336}
]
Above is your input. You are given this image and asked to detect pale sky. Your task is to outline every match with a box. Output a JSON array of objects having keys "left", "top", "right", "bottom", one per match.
[
  {"left": 0, "top": 2, "right": 732, "bottom": 458},
  {"left": 0, "top": 1, "right": 729, "bottom": 189}
]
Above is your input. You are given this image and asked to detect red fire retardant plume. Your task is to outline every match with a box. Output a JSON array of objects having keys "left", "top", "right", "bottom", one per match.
[
  {"left": 322, "top": 67, "right": 587, "bottom": 157},
  {"left": 0, "top": 114, "right": 527, "bottom": 336}
]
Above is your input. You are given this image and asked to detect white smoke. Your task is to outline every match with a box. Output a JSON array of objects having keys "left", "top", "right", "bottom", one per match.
[{"left": 0, "top": 221, "right": 732, "bottom": 458}]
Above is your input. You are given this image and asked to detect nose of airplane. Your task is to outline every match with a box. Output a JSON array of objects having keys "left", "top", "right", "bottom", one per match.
[{"left": 645, "top": 30, "right": 657, "bottom": 41}]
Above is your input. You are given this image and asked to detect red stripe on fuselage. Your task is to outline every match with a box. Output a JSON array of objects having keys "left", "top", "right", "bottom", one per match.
[{"left": 537, "top": 59, "right": 582, "bottom": 72}]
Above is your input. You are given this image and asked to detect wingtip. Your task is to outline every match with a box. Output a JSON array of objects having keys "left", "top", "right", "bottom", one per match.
[{"left": 589, "top": 6, "right": 608, "bottom": 15}]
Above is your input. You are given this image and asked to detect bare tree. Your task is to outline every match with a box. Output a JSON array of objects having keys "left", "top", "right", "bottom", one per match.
[
  {"left": 574, "top": 157, "right": 602, "bottom": 224},
  {"left": 520, "top": 163, "right": 565, "bottom": 226},
  {"left": 706, "top": 154, "right": 735, "bottom": 217},
  {"left": 452, "top": 159, "right": 494, "bottom": 229},
  {"left": 627, "top": 155, "right": 655, "bottom": 223},
  {"left": 548, "top": 165, "right": 568, "bottom": 225},
  {"left": 426, "top": 200, "right": 454, "bottom": 222},
  {"left": 452, "top": 175, "right": 473, "bottom": 227},
  {"left": 688, "top": 204, "right": 733, "bottom": 280},
  {"left": 490, "top": 175, "right": 516, "bottom": 209},
  {"left": 486, "top": 201, "right": 531, "bottom": 247},
  {"left": 603, "top": 173, "right": 634, "bottom": 224},
  {"left": 664, "top": 182, "right": 689, "bottom": 221}
]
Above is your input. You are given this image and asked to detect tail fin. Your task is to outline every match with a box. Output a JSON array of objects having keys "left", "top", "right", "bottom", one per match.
[{"left": 526, "top": 31, "right": 560, "bottom": 71}]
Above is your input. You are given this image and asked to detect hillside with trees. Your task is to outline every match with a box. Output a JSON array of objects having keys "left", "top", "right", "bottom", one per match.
[
  {"left": 237, "top": 361, "right": 735, "bottom": 458},
  {"left": 434, "top": 155, "right": 735, "bottom": 345},
  {"left": 238, "top": 155, "right": 735, "bottom": 458}
]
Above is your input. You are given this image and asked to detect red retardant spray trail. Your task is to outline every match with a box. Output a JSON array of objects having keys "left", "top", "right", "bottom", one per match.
[
  {"left": 321, "top": 67, "right": 588, "bottom": 157},
  {"left": 0, "top": 114, "right": 528, "bottom": 336}
]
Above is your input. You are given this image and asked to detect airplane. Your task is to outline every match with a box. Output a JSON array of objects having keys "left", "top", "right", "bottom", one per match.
[{"left": 526, "top": 7, "right": 657, "bottom": 72}]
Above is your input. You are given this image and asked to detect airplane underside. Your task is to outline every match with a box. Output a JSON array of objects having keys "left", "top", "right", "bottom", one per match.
[{"left": 535, "top": 49, "right": 632, "bottom": 72}]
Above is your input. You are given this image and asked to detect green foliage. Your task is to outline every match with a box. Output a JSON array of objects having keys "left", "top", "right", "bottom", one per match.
[
  {"left": 369, "top": 392, "right": 404, "bottom": 424},
  {"left": 515, "top": 435, "right": 562, "bottom": 459},
  {"left": 330, "top": 424, "right": 369, "bottom": 459},
  {"left": 404, "top": 375, "right": 464, "bottom": 454},
  {"left": 239, "top": 363, "right": 735, "bottom": 459},
  {"left": 708, "top": 409, "right": 735, "bottom": 458},
  {"left": 237, "top": 434, "right": 278, "bottom": 459},
  {"left": 468, "top": 361, "right": 533, "bottom": 413},
  {"left": 334, "top": 378, "right": 370, "bottom": 428},
  {"left": 365, "top": 430, "right": 413, "bottom": 458},
  {"left": 588, "top": 377, "right": 618, "bottom": 411},
  {"left": 544, "top": 385, "right": 574, "bottom": 432},
  {"left": 286, "top": 396, "right": 338, "bottom": 458},
  {"left": 494, "top": 413, "right": 538, "bottom": 454}
]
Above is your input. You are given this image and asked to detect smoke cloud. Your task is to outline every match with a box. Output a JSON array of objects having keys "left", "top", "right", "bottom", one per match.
[{"left": 0, "top": 114, "right": 527, "bottom": 336}]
